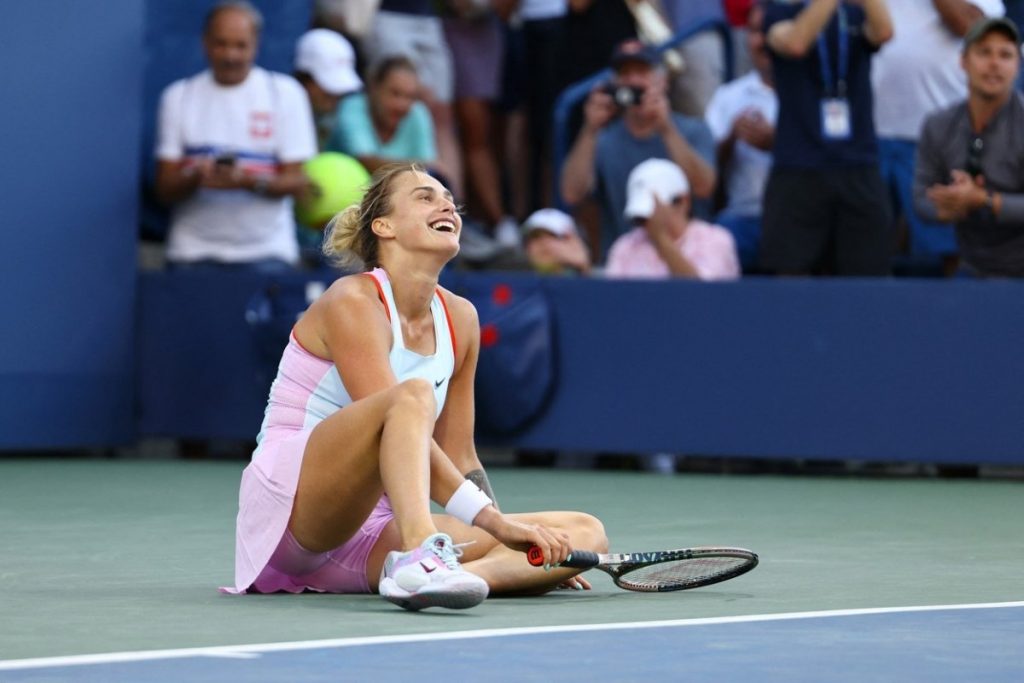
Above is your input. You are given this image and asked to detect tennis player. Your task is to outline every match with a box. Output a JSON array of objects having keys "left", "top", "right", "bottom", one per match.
[{"left": 230, "top": 163, "right": 607, "bottom": 610}]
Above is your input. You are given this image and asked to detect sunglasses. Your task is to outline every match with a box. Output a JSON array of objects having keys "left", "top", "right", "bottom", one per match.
[{"left": 966, "top": 135, "right": 984, "bottom": 177}]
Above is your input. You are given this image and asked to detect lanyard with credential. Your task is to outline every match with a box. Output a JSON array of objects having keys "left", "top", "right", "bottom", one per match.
[{"left": 816, "top": 3, "right": 848, "bottom": 98}]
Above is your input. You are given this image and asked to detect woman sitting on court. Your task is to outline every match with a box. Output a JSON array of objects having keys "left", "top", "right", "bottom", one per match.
[{"left": 231, "top": 163, "right": 607, "bottom": 610}]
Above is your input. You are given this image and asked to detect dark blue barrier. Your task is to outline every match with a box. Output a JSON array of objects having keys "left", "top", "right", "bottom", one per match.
[
  {"left": 551, "top": 19, "right": 734, "bottom": 208},
  {"left": 136, "top": 271, "right": 1024, "bottom": 465},
  {"left": 0, "top": 0, "right": 143, "bottom": 448}
]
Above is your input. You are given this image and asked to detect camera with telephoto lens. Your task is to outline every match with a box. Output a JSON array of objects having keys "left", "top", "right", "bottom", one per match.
[{"left": 602, "top": 83, "right": 645, "bottom": 109}]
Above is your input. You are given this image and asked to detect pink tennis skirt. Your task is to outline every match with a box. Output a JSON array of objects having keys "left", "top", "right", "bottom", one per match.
[{"left": 230, "top": 428, "right": 394, "bottom": 594}]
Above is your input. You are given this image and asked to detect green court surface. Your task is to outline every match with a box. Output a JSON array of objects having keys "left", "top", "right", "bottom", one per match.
[{"left": 1, "top": 458, "right": 1020, "bottom": 661}]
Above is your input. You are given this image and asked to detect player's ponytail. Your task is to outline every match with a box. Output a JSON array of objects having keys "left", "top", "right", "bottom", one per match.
[{"left": 322, "top": 162, "right": 424, "bottom": 270}]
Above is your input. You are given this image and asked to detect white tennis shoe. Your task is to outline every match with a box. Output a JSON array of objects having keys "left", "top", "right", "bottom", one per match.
[{"left": 379, "top": 533, "right": 489, "bottom": 611}]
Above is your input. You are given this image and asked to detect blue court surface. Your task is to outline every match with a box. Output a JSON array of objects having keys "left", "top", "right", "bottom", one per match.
[{"left": 2, "top": 602, "right": 1020, "bottom": 682}]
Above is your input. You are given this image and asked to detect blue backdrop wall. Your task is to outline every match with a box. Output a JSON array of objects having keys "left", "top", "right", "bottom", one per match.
[
  {"left": 0, "top": 1, "right": 144, "bottom": 447},
  {"left": 135, "top": 271, "right": 1024, "bottom": 466},
  {"left": 0, "top": 1, "right": 312, "bottom": 448}
]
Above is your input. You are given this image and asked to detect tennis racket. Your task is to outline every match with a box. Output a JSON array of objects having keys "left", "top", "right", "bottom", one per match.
[{"left": 527, "top": 545, "right": 758, "bottom": 592}]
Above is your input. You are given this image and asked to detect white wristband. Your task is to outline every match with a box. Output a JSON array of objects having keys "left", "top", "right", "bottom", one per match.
[{"left": 444, "top": 480, "right": 492, "bottom": 526}]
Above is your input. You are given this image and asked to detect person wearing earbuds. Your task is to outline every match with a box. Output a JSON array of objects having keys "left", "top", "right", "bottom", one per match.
[{"left": 228, "top": 163, "right": 607, "bottom": 611}]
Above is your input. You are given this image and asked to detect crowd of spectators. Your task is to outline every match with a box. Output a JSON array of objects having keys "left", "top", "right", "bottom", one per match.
[{"left": 150, "top": 0, "right": 1024, "bottom": 279}]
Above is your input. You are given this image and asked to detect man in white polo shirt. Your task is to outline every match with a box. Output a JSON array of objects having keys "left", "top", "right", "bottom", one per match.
[{"left": 154, "top": 1, "right": 317, "bottom": 270}]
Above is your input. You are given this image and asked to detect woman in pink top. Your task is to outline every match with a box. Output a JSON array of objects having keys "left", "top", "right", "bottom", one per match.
[
  {"left": 605, "top": 158, "right": 740, "bottom": 280},
  {"left": 232, "top": 162, "right": 606, "bottom": 611}
]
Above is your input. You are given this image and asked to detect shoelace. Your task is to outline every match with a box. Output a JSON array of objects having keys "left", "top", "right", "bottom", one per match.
[{"left": 431, "top": 538, "right": 475, "bottom": 571}]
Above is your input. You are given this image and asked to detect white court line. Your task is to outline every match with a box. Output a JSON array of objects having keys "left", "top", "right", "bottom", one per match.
[{"left": 2, "top": 600, "right": 1022, "bottom": 671}]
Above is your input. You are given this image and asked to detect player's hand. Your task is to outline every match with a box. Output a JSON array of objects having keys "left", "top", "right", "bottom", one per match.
[
  {"left": 475, "top": 509, "right": 572, "bottom": 567},
  {"left": 558, "top": 575, "right": 592, "bottom": 591}
]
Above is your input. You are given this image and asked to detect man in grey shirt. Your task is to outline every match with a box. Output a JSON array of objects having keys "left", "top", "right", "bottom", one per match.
[{"left": 914, "top": 17, "right": 1024, "bottom": 277}]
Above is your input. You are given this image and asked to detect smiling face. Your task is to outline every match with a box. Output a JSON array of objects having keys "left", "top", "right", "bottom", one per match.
[
  {"left": 375, "top": 170, "right": 462, "bottom": 262},
  {"left": 962, "top": 31, "right": 1020, "bottom": 103}
]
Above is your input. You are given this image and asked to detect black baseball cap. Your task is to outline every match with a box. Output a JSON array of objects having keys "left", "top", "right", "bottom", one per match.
[
  {"left": 963, "top": 16, "right": 1021, "bottom": 50},
  {"left": 609, "top": 40, "right": 661, "bottom": 70}
]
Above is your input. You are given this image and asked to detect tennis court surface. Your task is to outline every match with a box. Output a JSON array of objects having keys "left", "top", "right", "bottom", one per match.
[{"left": 1, "top": 459, "right": 1021, "bottom": 681}]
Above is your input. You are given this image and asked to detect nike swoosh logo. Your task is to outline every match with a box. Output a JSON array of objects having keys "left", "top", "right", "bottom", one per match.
[
  {"left": 434, "top": 378, "right": 445, "bottom": 388},
  {"left": 419, "top": 561, "right": 437, "bottom": 573}
]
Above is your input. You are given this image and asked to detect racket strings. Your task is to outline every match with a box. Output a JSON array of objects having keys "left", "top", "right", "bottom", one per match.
[{"left": 619, "top": 557, "right": 751, "bottom": 591}]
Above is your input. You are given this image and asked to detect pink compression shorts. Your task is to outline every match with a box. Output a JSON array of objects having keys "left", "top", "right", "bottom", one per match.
[{"left": 250, "top": 496, "right": 395, "bottom": 594}]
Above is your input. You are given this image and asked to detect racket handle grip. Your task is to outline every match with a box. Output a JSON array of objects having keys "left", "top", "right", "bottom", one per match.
[
  {"left": 526, "top": 546, "right": 599, "bottom": 569},
  {"left": 560, "top": 550, "right": 599, "bottom": 569}
]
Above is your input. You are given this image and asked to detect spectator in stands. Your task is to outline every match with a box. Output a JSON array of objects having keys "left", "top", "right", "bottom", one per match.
[
  {"left": 725, "top": 0, "right": 757, "bottom": 75},
  {"left": 564, "top": 0, "right": 638, "bottom": 89},
  {"left": 294, "top": 28, "right": 363, "bottom": 149},
  {"left": 605, "top": 158, "right": 740, "bottom": 280},
  {"left": 705, "top": 1, "right": 776, "bottom": 272},
  {"left": 1008, "top": 3, "right": 1024, "bottom": 82},
  {"left": 560, "top": 40, "right": 716, "bottom": 262},
  {"left": 914, "top": 17, "right": 1024, "bottom": 277},
  {"left": 873, "top": 0, "right": 1004, "bottom": 276},
  {"left": 364, "top": 1, "right": 463, "bottom": 198},
  {"left": 313, "top": 0, "right": 380, "bottom": 41},
  {"left": 658, "top": 0, "right": 729, "bottom": 117},
  {"left": 522, "top": 208, "right": 592, "bottom": 275},
  {"left": 442, "top": 3, "right": 521, "bottom": 248},
  {"left": 326, "top": 56, "right": 439, "bottom": 176},
  {"left": 154, "top": 1, "right": 317, "bottom": 271},
  {"left": 761, "top": 0, "right": 894, "bottom": 276}
]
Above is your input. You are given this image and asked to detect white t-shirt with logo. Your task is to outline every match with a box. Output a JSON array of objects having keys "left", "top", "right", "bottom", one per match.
[
  {"left": 156, "top": 67, "right": 317, "bottom": 264},
  {"left": 705, "top": 70, "right": 777, "bottom": 217},
  {"left": 872, "top": 0, "right": 1005, "bottom": 140}
]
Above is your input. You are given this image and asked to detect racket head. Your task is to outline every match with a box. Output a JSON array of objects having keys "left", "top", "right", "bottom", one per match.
[{"left": 607, "top": 547, "right": 758, "bottom": 592}]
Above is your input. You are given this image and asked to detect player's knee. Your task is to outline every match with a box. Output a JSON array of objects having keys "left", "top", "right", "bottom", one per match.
[
  {"left": 391, "top": 378, "right": 437, "bottom": 418},
  {"left": 573, "top": 512, "right": 608, "bottom": 553}
]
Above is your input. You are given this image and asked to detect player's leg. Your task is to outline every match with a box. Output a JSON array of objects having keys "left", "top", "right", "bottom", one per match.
[
  {"left": 291, "top": 378, "right": 489, "bottom": 608},
  {"left": 429, "top": 511, "right": 609, "bottom": 594},
  {"left": 289, "top": 377, "right": 438, "bottom": 553}
]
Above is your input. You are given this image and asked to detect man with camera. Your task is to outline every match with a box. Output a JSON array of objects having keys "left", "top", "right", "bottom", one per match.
[
  {"left": 560, "top": 39, "right": 717, "bottom": 262},
  {"left": 154, "top": 1, "right": 317, "bottom": 270}
]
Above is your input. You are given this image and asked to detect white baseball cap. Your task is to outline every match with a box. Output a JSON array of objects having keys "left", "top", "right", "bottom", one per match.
[
  {"left": 295, "top": 29, "right": 362, "bottom": 96},
  {"left": 623, "top": 158, "right": 690, "bottom": 220},
  {"left": 523, "top": 208, "right": 578, "bottom": 238}
]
